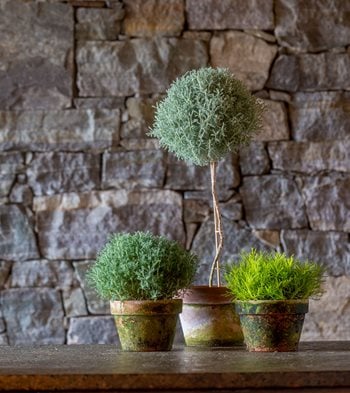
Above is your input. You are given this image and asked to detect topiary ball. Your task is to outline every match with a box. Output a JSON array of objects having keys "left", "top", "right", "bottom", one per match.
[{"left": 150, "top": 67, "right": 265, "bottom": 166}]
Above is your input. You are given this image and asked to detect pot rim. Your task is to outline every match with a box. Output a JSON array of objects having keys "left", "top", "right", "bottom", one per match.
[
  {"left": 179, "top": 285, "right": 233, "bottom": 305},
  {"left": 110, "top": 298, "right": 182, "bottom": 315},
  {"left": 235, "top": 299, "right": 309, "bottom": 315}
]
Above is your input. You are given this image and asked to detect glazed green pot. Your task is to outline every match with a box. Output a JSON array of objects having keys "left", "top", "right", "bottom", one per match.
[
  {"left": 179, "top": 286, "right": 243, "bottom": 347},
  {"left": 110, "top": 299, "right": 182, "bottom": 352},
  {"left": 236, "top": 300, "right": 309, "bottom": 352}
]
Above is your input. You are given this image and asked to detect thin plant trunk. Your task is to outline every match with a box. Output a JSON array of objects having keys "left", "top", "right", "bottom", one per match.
[{"left": 209, "top": 161, "right": 224, "bottom": 287}]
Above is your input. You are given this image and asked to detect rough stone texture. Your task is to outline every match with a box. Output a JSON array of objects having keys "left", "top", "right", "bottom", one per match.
[
  {"left": 121, "top": 97, "right": 159, "bottom": 139},
  {"left": 73, "top": 261, "right": 109, "bottom": 315},
  {"left": 120, "top": 139, "right": 159, "bottom": 150},
  {"left": 166, "top": 154, "right": 240, "bottom": 194},
  {"left": 184, "top": 199, "right": 211, "bottom": 223},
  {"left": 0, "top": 152, "right": 23, "bottom": 197},
  {"left": 0, "top": 205, "right": 39, "bottom": 261},
  {"left": 187, "top": 0, "right": 273, "bottom": 30},
  {"left": 27, "top": 153, "right": 100, "bottom": 196},
  {"left": 275, "top": 0, "right": 350, "bottom": 52},
  {"left": 63, "top": 288, "right": 88, "bottom": 317},
  {"left": 0, "top": 334, "right": 8, "bottom": 346},
  {"left": 102, "top": 150, "right": 165, "bottom": 189},
  {"left": 77, "top": 39, "right": 208, "bottom": 96},
  {"left": 281, "top": 230, "right": 350, "bottom": 276},
  {"left": 0, "top": 261, "right": 12, "bottom": 288},
  {"left": 0, "top": 1, "right": 73, "bottom": 110},
  {"left": 10, "top": 260, "right": 78, "bottom": 289},
  {"left": 221, "top": 197, "right": 243, "bottom": 221},
  {"left": 268, "top": 141, "right": 350, "bottom": 173},
  {"left": 76, "top": 8, "right": 123, "bottom": 40},
  {"left": 124, "top": 0, "right": 184, "bottom": 37},
  {"left": 256, "top": 100, "right": 289, "bottom": 141},
  {"left": 267, "top": 53, "right": 350, "bottom": 92},
  {"left": 239, "top": 142, "right": 270, "bottom": 175},
  {"left": 289, "top": 92, "right": 350, "bottom": 141},
  {"left": 0, "top": 288, "right": 65, "bottom": 345},
  {"left": 74, "top": 97, "right": 125, "bottom": 110},
  {"left": 240, "top": 176, "right": 308, "bottom": 229},
  {"left": 67, "top": 317, "right": 119, "bottom": 345},
  {"left": 302, "top": 276, "right": 350, "bottom": 341},
  {"left": 253, "top": 230, "right": 281, "bottom": 249},
  {"left": 9, "top": 183, "right": 33, "bottom": 205},
  {"left": 191, "top": 218, "right": 269, "bottom": 285},
  {"left": 299, "top": 175, "right": 350, "bottom": 232},
  {"left": 0, "top": 110, "right": 120, "bottom": 151},
  {"left": 34, "top": 190, "right": 185, "bottom": 259},
  {"left": 210, "top": 32, "right": 277, "bottom": 91}
]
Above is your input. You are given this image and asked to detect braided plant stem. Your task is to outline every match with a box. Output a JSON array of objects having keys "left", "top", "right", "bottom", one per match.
[{"left": 209, "top": 161, "right": 224, "bottom": 287}]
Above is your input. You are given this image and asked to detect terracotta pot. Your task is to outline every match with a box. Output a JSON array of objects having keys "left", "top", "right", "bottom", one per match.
[
  {"left": 236, "top": 300, "right": 309, "bottom": 352},
  {"left": 179, "top": 286, "right": 243, "bottom": 347},
  {"left": 110, "top": 299, "right": 182, "bottom": 352}
]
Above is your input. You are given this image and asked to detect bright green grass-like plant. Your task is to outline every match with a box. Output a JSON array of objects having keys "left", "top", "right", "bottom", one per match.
[
  {"left": 87, "top": 232, "right": 198, "bottom": 301},
  {"left": 225, "top": 249, "right": 325, "bottom": 301},
  {"left": 150, "top": 68, "right": 265, "bottom": 287}
]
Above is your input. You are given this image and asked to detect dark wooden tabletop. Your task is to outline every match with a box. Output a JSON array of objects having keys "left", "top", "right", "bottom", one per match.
[{"left": 0, "top": 342, "right": 349, "bottom": 392}]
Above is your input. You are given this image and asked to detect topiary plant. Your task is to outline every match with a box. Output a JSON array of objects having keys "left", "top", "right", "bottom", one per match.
[
  {"left": 150, "top": 67, "right": 265, "bottom": 287},
  {"left": 225, "top": 249, "right": 325, "bottom": 301},
  {"left": 87, "top": 231, "right": 198, "bottom": 301}
]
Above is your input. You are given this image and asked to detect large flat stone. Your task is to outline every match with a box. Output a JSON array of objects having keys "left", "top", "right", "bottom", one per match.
[
  {"left": 27, "top": 153, "right": 100, "bottom": 196},
  {"left": 0, "top": 261, "right": 12, "bottom": 288},
  {"left": 0, "top": 152, "right": 23, "bottom": 197},
  {"left": 210, "top": 32, "right": 277, "bottom": 91},
  {"left": 290, "top": 92, "right": 350, "bottom": 141},
  {"left": 124, "top": 0, "right": 184, "bottom": 37},
  {"left": 299, "top": 174, "right": 350, "bottom": 232},
  {"left": 0, "top": 1, "right": 73, "bottom": 110},
  {"left": 275, "top": 0, "right": 350, "bottom": 52},
  {"left": 77, "top": 39, "right": 208, "bottom": 96},
  {"left": 34, "top": 190, "right": 185, "bottom": 259},
  {"left": 239, "top": 142, "right": 270, "bottom": 176},
  {"left": 240, "top": 175, "right": 308, "bottom": 229},
  {"left": 267, "top": 53, "right": 350, "bottom": 92},
  {"left": 268, "top": 141, "right": 350, "bottom": 173},
  {"left": 281, "top": 230, "right": 350, "bottom": 277},
  {"left": 0, "top": 110, "right": 120, "bottom": 151},
  {"left": 67, "top": 317, "right": 119, "bottom": 345},
  {"left": 0, "top": 288, "right": 65, "bottom": 345},
  {"left": 256, "top": 99, "right": 289, "bottom": 141},
  {"left": 10, "top": 260, "right": 78, "bottom": 289},
  {"left": 73, "top": 260, "right": 109, "bottom": 315},
  {"left": 191, "top": 218, "right": 269, "bottom": 285},
  {"left": 165, "top": 154, "right": 240, "bottom": 193},
  {"left": 102, "top": 150, "right": 165, "bottom": 189},
  {"left": 63, "top": 288, "right": 88, "bottom": 318},
  {"left": 0, "top": 205, "right": 39, "bottom": 261},
  {"left": 302, "top": 276, "right": 350, "bottom": 341},
  {"left": 187, "top": 0, "right": 273, "bottom": 30}
]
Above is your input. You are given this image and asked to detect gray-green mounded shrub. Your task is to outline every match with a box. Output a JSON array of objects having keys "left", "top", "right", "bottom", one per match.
[
  {"left": 225, "top": 249, "right": 325, "bottom": 301},
  {"left": 87, "top": 232, "right": 198, "bottom": 301}
]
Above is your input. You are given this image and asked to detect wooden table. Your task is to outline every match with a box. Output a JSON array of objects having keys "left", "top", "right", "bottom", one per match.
[{"left": 0, "top": 342, "right": 349, "bottom": 392}]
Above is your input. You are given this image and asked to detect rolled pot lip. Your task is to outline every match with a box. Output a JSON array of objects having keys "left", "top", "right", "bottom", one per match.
[
  {"left": 110, "top": 298, "right": 183, "bottom": 315},
  {"left": 235, "top": 299, "right": 309, "bottom": 305},
  {"left": 235, "top": 299, "right": 309, "bottom": 315},
  {"left": 178, "top": 285, "right": 234, "bottom": 305}
]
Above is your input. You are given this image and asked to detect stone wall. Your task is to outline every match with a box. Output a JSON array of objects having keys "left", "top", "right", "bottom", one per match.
[{"left": 0, "top": 0, "right": 349, "bottom": 345}]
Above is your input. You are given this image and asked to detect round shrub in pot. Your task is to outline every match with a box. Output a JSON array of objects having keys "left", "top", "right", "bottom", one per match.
[{"left": 87, "top": 231, "right": 198, "bottom": 351}]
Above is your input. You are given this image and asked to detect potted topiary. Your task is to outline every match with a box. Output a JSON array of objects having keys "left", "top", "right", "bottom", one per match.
[
  {"left": 225, "top": 249, "right": 325, "bottom": 352},
  {"left": 87, "top": 231, "right": 198, "bottom": 351},
  {"left": 149, "top": 67, "right": 264, "bottom": 346}
]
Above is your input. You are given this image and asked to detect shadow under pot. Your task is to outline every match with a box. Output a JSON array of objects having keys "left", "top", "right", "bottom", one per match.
[
  {"left": 179, "top": 286, "right": 243, "bottom": 347},
  {"left": 110, "top": 299, "right": 182, "bottom": 352},
  {"left": 235, "top": 299, "right": 309, "bottom": 352}
]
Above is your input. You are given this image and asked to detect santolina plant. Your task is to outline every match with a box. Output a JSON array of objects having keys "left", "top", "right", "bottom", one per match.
[
  {"left": 225, "top": 249, "right": 325, "bottom": 301},
  {"left": 87, "top": 232, "right": 198, "bottom": 301},
  {"left": 150, "top": 68, "right": 264, "bottom": 286}
]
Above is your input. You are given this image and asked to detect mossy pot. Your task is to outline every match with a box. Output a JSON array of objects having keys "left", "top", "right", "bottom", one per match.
[
  {"left": 236, "top": 300, "right": 309, "bottom": 352},
  {"left": 179, "top": 286, "right": 243, "bottom": 347},
  {"left": 110, "top": 299, "right": 182, "bottom": 352}
]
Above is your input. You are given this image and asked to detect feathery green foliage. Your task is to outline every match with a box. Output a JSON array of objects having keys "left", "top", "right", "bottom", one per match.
[
  {"left": 149, "top": 67, "right": 265, "bottom": 166},
  {"left": 225, "top": 249, "right": 325, "bottom": 300},
  {"left": 87, "top": 232, "right": 198, "bottom": 301}
]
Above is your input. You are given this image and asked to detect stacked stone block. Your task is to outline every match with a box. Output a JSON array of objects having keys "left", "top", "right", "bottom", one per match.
[{"left": 0, "top": 0, "right": 349, "bottom": 344}]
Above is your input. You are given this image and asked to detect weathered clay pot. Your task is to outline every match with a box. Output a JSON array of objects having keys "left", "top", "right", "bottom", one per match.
[
  {"left": 110, "top": 299, "right": 182, "bottom": 352},
  {"left": 179, "top": 286, "right": 243, "bottom": 347},
  {"left": 236, "top": 300, "right": 309, "bottom": 352}
]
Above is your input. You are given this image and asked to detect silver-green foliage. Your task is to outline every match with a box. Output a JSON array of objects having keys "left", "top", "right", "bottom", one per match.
[
  {"left": 225, "top": 249, "right": 325, "bottom": 301},
  {"left": 87, "top": 232, "right": 198, "bottom": 301},
  {"left": 150, "top": 67, "right": 265, "bottom": 166}
]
